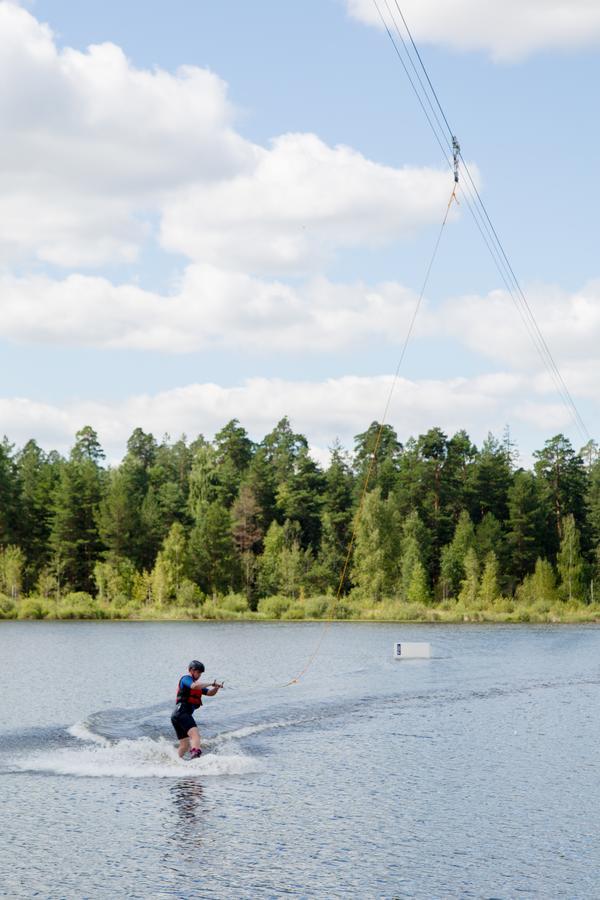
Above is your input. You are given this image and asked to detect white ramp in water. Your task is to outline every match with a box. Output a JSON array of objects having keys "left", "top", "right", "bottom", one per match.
[{"left": 393, "top": 641, "right": 431, "bottom": 659}]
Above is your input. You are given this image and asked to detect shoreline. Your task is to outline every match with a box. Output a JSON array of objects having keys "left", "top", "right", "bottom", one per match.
[{"left": 3, "top": 608, "right": 600, "bottom": 625}]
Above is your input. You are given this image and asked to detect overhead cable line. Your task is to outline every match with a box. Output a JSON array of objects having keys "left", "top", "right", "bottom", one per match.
[
  {"left": 371, "top": 0, "right": 590, "bottom": 444},
  {"left": 285, "top": 184, "right": 459, "bottom": 687}
]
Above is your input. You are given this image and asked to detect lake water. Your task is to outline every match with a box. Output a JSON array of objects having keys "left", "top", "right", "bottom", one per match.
[{"left": 1, "top": 621, "right": 599, "bottom": 898}]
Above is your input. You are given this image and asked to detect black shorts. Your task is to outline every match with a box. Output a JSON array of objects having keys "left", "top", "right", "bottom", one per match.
[{"left": 171, "top": 710, "right": 197, "bottom": 739}]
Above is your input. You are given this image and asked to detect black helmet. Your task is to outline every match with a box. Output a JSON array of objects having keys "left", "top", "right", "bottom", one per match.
[{"left": 188, "top": 659, "right": 205, "bottom": 673}]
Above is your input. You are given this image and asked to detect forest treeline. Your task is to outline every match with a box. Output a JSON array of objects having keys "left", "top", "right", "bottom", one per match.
[{"left": 1, "top": 418, "right": 600, "bottom": 621}]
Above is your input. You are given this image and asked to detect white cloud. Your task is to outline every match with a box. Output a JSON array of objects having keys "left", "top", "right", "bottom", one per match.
[
  {"left": 0, "top": 267, "right": 433, "bottom": 352},
  {"left": 0, "top": 2, "right": 251, "bottom": 266},
  {"left": 160, "top": 133, "right": 456, "bottom": 275},
  {"left": 3, "top": 268, "right": 598, "bottom": 389},
  {"left": 0, "top": 3, "right": 458, "bottom": 271},
  {"left": 346, "top": 0, "right": 600, "bottom": 61},
  {"left": 0, "top": 371, "right": 556, "bottom": 461},
  {"left": 440, "top": 281, "right": 600, "bottom": 370}
]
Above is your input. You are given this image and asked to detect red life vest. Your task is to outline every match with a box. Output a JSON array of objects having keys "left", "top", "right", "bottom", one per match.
[{"left": 176, "top": 676, "right": 205, "bottom": 710}]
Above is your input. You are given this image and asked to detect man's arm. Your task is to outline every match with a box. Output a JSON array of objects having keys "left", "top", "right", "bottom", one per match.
[
  {"left": 203, "top": 681, "right": 223, "bottom": 697},
  {"left": 190, "top": 678, "right": 214, "bottom": 689}
]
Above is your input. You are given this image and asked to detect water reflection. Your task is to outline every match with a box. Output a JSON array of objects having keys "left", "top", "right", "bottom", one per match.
[{"left": 170, "top": 779, "right": 206, "bottom": 830}]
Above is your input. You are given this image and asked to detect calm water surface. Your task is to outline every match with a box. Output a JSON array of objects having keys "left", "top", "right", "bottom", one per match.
[{"left": 1, "top": 621, "right": 599, "bottom": 898}]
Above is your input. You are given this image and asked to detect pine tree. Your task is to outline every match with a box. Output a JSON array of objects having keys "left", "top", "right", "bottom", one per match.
[
  {"left": 0, "top": 438, "right": 17, "bottom": 546},
  {"left": 313, "top": 511, "right": 346, "bottom": 594},
  {"left": 507, "top": 470, "right": 545, "bottom": 584},
  {"left": 534, "top": 434, "right": 588, "bottom": 553},
  {"left": 188, "top": 444, "right": 220, "bottom": 515},
  {"left": 312, "top": 443, "right": 354, "bottom": 594},
  {"left": 14, "top": 440, "right": 58, "bottom": 588},
  {"left": 467, "top": 433, "right": 512, "bottom": 524},
  {"left": 276, "top": 447, "right": 325, "bottom": 551},
  {"left": 353, "top": 422, "right": 402, "bottom": 500},
  {"left": 585, "top": 453, "right": 600, "bottom": 551},
  {"left": 444, "top": 429, "right": 478, "bottom": 524},
  {"left": 49, "top": 435, "right": 105, "bottom": 593},
  {"left": 213, "top": 419, "right": 254, "bottom": 507},
  {"left": 97, "top": 466, "right": 143, "bottom": 563},
  {"left": 188, "top": 502, "right": 238, "bottom": 596},
  {"left": 231, "top": 484, "right": 263, "bottom": 605}
]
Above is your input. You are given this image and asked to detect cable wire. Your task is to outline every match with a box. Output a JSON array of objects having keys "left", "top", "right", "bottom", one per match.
[
  {"left": 284, "top": 185, "right": 458, "bottom": 686},
  {"left": 371, "top": 0, "right": 590, "bottom": 444}
]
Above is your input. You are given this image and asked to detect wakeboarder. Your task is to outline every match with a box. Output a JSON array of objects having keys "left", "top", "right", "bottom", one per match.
[{"left": 171, "top": 660, "right": 222, "bottom": 758}]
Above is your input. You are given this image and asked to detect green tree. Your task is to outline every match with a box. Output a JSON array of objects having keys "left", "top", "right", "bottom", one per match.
[
  {"left": 213, "top": 419, "right": 254, "bottom": 507},
  {"left": 125, "top": 428, "right": 157, "bottom": 470},
  {"left": 188, "top": 444, "right": 220, "bottom": 516},
  {"left": 531, "top": 558, "right": 558, "bottom": 604},
  {"left": 276, "top": 447, "right": 325, "bottom": 550},
  {"left": 188, "top": 503, "right": 238, "bottom": 595},
  {"left": 0, "top": 545, "right": 24, "bottom": 599},
  {"left": 97, "top": 466, "right": 143, "bottom": 563},
  {"left": 94, "top": 556, "right": 137, "bottom": 604},
  {"left": 458, "top": 547, "right": 480, "bottom": 606},
  {"left": 406, "top": 560, "right": 430, "bottom": 604},
  {"left": 71, "top": 425, "right": 105, "bottom": 464},
  {"left": 474, "top": 512, "right": 508, "bottom": 590},
  {"left": 262, "top": 417, "right": 309, "bottom": 485},
  {"left": 585, "top": 452, "right": 600, "bottom": 552},
  {"left": 477, "top": 551, "right": 500, "bottom": 605},
  {"left": 351, "top": 488, "right": 401, "bottom": 601},
  {"left": 467, "top": 433, "right": 512, "bottom": 524},
  {"left": 534, "top": 434, "right": 588, "bottom": 554},
  {"left": 256, "top": 519, "right": 311, "bottom": 599},
  {"left": 439, "top": 510, "right": 475, "bottom": 599},
  {"left": 312, "top": 443, "right": 355, "bottom": 594},
  {"left": 353, "top": 422, "right": 403, "bottom": 500},
  {"left": 158, "top": 522, "right": 188, "bottom": 597},
  {"left": 14, "top": 440, "right": 59, "bottom": 587},
  {"left": 313, "top": 511, "right": 347, "bottom": 594},
  {"left": 0, "top": 438, "right": 17, "bottom": 546},
  {"left": 507, "top": 471, "right": 546, "bottom": 584},
  {"left": 146, "top": 436, "right": 191, "bottom": 535},
  {"left": 556, "top": 514, "right": 585, "bottom": 602},
  {"left": 399, "top": 511, "right": 430, "bottom": 601},
  {"left": 257, "top": 520, "right": 285, "bottom": 597},
  {"left": 49, "top": 437, "right": 105, "bottom": 593},
  {"left": 395, "top": 428, "right": 475, "bottom": 573},
  {"left": 231, "top": 484, "right": 263, "bottom": 605},
  {"left": 444, "top": 429, "right": 478, "bottom": 524},
  {"left": 243, "top": 447, "right": 277, "bottom": 534}
]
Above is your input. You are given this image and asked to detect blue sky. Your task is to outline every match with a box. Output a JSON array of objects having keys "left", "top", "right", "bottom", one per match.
[{"left": 2, "top": 0, "right": 600, "bottom": 462}]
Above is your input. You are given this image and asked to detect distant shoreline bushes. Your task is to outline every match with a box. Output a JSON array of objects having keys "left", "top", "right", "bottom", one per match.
[{"left": 3, "top": 590, "right": 600, "bottom": 624}]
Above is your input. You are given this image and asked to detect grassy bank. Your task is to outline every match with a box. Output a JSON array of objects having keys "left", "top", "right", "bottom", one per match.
[{"left": 2, "top": 591, "right": 600, "bottom": 624}]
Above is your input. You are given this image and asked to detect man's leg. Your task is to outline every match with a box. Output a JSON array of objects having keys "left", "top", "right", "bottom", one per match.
[
  {"left": 187, "top": 726, "right": 201, "bottom": 752},
  {"left": 178, "top": 737, "right": 190, "bottom": 758}
]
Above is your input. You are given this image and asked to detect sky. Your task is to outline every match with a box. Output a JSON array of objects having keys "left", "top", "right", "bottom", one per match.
[{"left": 1, "top": 0, "right": 599, "bottom": 465}]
